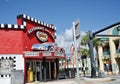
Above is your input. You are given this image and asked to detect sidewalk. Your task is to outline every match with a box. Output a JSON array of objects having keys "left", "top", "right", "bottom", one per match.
[
  {"left": 26, "top": 79, "right": 76, "bottom": 84},
  {"left": 26, "top": 76, "right": 118, "bottom": 84}
]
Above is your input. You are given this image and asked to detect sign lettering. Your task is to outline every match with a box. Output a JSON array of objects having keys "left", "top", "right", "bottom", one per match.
[
  {"left": 43, "top": 52, "right": 52, "bottom": 56},
  {"left": 54, "top": 52, "right": 64, "bottom": 57},
  {"left": 28, "top": 26, "right": 44, "bottom": 34},
  {"left": 24, "top": 52, "right": 39, "bottom": 57}
]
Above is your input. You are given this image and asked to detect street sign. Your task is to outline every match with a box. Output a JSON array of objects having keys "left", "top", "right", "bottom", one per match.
[
  {"left": 99, "top": 38, "right": 109, "bottom": 41},
  {"left": 73, "top": 19, "right": 80, "bottom": 39}
]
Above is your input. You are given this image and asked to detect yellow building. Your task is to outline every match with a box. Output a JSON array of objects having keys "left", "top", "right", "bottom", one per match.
[{"left": 98, "top": 25, "right": 120, "bottom": 75}]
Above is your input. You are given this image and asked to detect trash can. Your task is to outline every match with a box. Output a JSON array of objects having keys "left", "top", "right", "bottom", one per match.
[{"left": 98, "top": 71, "right": 105, "bottom": 78}]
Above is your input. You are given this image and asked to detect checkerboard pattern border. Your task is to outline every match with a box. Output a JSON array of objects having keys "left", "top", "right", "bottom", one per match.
[
  {"left": 0, "top": 24, "right": 25, "bottom": 29},
  {"left": 17, "top": 14, "right": 56, "bottom": 31},
  {"left": 0, "top": 56, "right": 16, "bottom": 78},
  {"left": 0, "top": 14, "right": 56, "bottom": 38}
]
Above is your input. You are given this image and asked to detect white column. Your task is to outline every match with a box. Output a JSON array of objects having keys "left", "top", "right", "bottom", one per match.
[
  {"left": 98, "top": 46, "right": 104, "bottom": 71},
  {"left": 109, "top": 38, "right": 117, "bottom": 74}
]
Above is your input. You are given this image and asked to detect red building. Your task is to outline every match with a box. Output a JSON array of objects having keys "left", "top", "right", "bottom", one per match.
[{"left": 0, "top": 14, "right": 65, "bottom": 84}]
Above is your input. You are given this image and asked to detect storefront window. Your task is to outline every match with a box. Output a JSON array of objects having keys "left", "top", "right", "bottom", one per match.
[{"left": 0, "top": 59, "right": 14, "bottom": 75}]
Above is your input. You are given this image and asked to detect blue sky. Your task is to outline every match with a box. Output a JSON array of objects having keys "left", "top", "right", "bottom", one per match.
[{"left": 0, "top": 0, "right": 120, "bottom": 34}]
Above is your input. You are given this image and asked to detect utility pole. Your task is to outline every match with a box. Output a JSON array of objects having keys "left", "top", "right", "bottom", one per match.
[{"left": 88, "top": 30, "right": 96, "bottom": 78}]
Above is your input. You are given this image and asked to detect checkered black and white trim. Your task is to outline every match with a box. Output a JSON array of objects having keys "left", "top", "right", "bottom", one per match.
[
  {"left": 0, "top": 56, "right": 16, "bottom": 78},
  {"left": 0, "top": 24, "right": 25, "bottom": 29},
  {"left": 0, "top": 14, "right": 56, "bottom": 38},
  {"left": 0, "top": 74, "right": 11, "bottom": 78},
  {"left": 17, "top": 14, "right": 56, "bottom": 31}
]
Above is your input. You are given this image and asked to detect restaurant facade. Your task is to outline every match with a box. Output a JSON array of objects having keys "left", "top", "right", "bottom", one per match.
[{"left": 0, "top": 14, "right": 66, "bottom": 84}]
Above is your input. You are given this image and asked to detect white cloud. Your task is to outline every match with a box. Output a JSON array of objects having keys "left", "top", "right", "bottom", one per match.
[
  {"left": 64, "top": 28, "right": 73, "bottom": 41},
  {"left": 55, "top": 27, "right": 86, "bottom": 58}
]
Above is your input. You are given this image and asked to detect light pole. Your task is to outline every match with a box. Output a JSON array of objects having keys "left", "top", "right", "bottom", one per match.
[{"left": 73, "top": 21, "right": 80, "bottom": 84}]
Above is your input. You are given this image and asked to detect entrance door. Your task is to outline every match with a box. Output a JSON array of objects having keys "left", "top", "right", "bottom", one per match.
[
  {"left": 36, "top": 61, "right": 42, "bottom": 81},
  {"left": 51, "top": 62, "right": 55, "bottom": 79},
  {"left": 25, "top": 60, "right": 33, "bottom": 82},
  {"left": 46, "top": 62, "right": 50, "bottom": 80},
  {"left": 26, "top": 60, "right": 43, "bottom": 82},
  {"left": 42, "top": 61, "right": 52, "bottom": 81}
]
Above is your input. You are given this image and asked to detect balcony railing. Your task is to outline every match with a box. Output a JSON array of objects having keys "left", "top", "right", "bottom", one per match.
[
  {"left": 103, "top": 51, "right": 110, "bottom": 56},
  {"left": 116, "top": 49, "right": 120, "bottom": 54}
]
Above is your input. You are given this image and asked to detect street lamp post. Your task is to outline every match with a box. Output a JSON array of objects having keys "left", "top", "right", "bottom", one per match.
[{"left": 73, "top": 21, "right": 80, "bottom": 84}]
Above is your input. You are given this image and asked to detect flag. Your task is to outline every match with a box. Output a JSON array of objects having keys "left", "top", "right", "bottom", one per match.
[{"left": 70, "top": 44, "right": 75, "bottom": 66}]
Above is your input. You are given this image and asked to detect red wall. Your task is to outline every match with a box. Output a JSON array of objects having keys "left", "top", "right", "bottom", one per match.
[
  {"left": 0, "top": 29, "right": 23, "bottom": 54},
  {"left": 0, "top": 15, "right": 55, "bottom": 53}
]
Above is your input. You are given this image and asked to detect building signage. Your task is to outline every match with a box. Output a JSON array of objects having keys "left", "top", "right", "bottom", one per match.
[
  {"left": 36, "top": 31, "right": 48, "bottom": 42},
  {"left": 24, "top": 52, "right": 39, "bottom": 57},
  {"left": 27, "top": 26, "right": 55, "bottom": 42},
  {"left": 28, "top": 26, "right": 44, "bottom": 34},
  {"left": 43, "top": 52, "right": 52, "bottom": 56},
  {"left": 73, "top": 19, "right": 80, "bottom": 39},
  {"left": 54, "top": 52, "right": 64, "bottom": 57},
  {"left": 99, "top": 38, "right": 109, "bottom": 41}
]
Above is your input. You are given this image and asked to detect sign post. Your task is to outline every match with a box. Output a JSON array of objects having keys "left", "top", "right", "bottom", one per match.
[{"left": 72, "top": 19, "right": 80, "bottom": 84}]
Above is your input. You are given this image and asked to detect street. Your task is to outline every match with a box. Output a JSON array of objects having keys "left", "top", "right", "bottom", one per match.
[{"left": 26, "top": 74, "right": 120, "bottom": 84}]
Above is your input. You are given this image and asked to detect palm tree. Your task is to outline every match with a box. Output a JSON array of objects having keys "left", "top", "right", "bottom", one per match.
[
  {"left": 79, "top": 48, "right": 90, "bottom": 57},
  {"left": 81, "top": 33, "right": 89, "bottom": 46},
  {"left": 77, "top": 47, "right": 90, "bottom": 76},
  {"left": 93, "top": 38, "right": 103, "bottom": 52},
  {"left": 81, "top": 33, "right": 103, "bottom": 72},
  {"left": 81, "top": 33, "right": 103, "bottom": 56}
]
